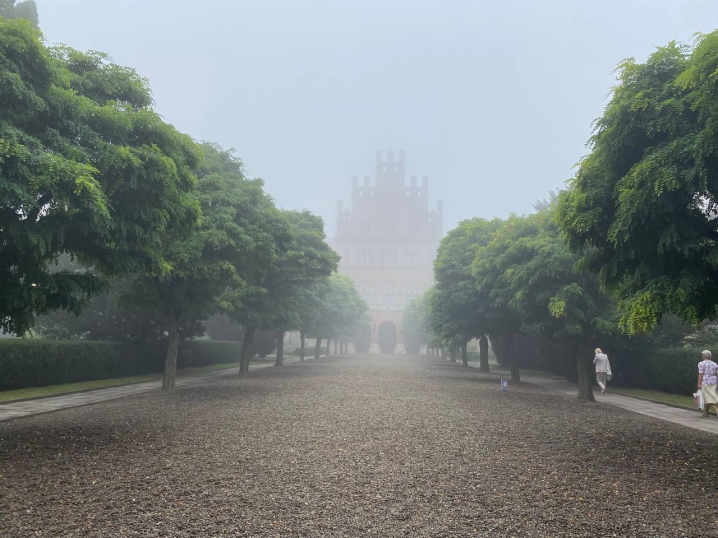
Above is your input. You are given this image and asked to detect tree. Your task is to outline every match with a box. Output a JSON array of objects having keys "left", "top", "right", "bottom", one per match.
[
  {"left": 433, "top": 218, "right": 503, "bottom": 370},
  {"left": 221, "top": 210, "right": 337, "bottom": 371},
  {"left": 471, "top": 218, "right": 527, "bottom": 383},
  {"left": 264, "top": 210, "right": 339, "bottom": 367},
  {"left": 488, "top": 208, "right": 616, "bottom": 400},
  {"left": 557, "top": 32, "right": 718, "bottom": 335},
  {"left": 0, "top": 0, "right": 38, "bottom": 28},
  {"left": 402, "top": 294, "right": 428, "bottom": 354},
  {"left": 308, "top": 274, "right": 368, "bottom": 354},
  {"left": 203, "top": 315, "right": 277, "bottom": 358},
  {"left": 295, "top": 278, "right": 331, "bottom": 361},
  {"left": 0, "top": 21, "right": 200, "bottom": 335},
  {"left": 126, "top": 143, "right": 289, "bottom": 390}
]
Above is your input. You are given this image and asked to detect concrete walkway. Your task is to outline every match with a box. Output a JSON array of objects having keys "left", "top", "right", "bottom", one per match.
[
  {"left": 465, "top": 361, "right": 718, "bottom": 436},
  {"left": 0, "top": 355, "right": 317, "bottom": 422}
]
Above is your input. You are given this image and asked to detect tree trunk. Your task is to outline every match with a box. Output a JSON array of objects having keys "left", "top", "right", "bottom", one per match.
[
  {"left": 327, "top": 338, "right": 331, "bottom": 357},
  {"left": 440, "top": 347, "right": 447, "bottom": 360},
  {"left": 239, "top": 327, "right": 255, "bottom": 375},
  {"left": 275, "top": 330, "right": 285, "bottom": 367},
  {"left": 450, "top": 348, "right": 457, "bottom": 362},
  {"left": 299, "top": 330, "right": 306, "bottom": 362},
  {"left": 315, "top": 338, "right": 322, "bottom": 359},
  {"left": 479, "top": 334, "right": 490, "bottom": 373},
  {"left": 504, "top": 333, "right": 521, "bottom": 383},
  {"left": 162, "top": 308, "right": 180, "bottom": 391},
  {"left": 461, "top": 343, "right": 468, "bottom": 367},
  {"left": 576, "top": 337, "right": 595, "bottom": 401}
]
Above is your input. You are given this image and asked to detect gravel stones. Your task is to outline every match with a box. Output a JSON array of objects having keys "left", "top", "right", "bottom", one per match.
[{"left": 1, "top": 356, "right": 717, "bottom": 537}]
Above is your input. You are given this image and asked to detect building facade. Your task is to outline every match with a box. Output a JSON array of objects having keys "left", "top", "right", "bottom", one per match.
[{"left": 333, "top": 150, "right": 443, "bottom": 353}]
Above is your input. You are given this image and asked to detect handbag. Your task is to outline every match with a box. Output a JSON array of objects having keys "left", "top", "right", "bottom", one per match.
[
  {"left": 694, "top": 389, "right": 705, "bottom": 409},
  {"left": 606, "top": 368, "right": 612, "bottom": 381}
]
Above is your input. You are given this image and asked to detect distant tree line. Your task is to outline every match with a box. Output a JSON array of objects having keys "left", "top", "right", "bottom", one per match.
[{"left": 0, "top": 16, "right": 368, "bottom": 390}]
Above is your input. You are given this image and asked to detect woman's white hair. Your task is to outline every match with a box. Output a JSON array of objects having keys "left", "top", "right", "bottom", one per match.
[{"left": 702, "top": 350, "right": 712, "bottom": 359}]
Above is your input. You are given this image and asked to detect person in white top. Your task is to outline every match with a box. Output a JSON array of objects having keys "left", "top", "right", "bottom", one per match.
[{"left": 593, "top": 348, "right": 611, "bottom": 395}]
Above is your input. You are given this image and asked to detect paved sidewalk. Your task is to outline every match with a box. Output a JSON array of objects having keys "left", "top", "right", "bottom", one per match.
[
  {"left": 465, "top": 361, "right": 718, "bottom": 436},
  {"left": 0, "top": 355, "right": 319, "bottom": 422}
]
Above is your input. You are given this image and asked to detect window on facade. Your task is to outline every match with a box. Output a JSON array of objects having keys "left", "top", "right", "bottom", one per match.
[
  {"left": 359, "top": 284, "right": 372, "bottom": 305},
  {"left": 404, "top": 284, "right": 418, "bottom": 305},
  {"left": 380, "top": 282, "right": 397, "bottom": 306},
  {"left": 357, "top": 250, "right": 373, "bottom": 267}
]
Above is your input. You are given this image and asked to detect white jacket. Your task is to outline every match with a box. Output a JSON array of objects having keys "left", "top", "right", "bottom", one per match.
[{"left": 593, "top": 353, "right": 611, "bottom": 373}]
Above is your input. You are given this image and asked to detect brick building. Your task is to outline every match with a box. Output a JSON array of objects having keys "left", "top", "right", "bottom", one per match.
[{"left": 333, "top": 150, "right": 443, "bottom": 353}]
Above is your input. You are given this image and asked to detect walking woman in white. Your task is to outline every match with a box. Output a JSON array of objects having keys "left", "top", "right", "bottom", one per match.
[
  {"left": 697, "top": 350, "right": 718, "bottom": 418},
  {"left": 593, "top": 348, "right": 611, "bottom": 395}
]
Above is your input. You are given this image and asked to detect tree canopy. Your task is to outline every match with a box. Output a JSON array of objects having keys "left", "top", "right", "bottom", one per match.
[
  {"left": 558, "top": 31, "right": 718, "bottom": 335},
  {"left": 431, "top": 217, "right": 502, "bottom": 368},
  {"left": 0, "top": 19, "right": 200, "bottom": 335}
]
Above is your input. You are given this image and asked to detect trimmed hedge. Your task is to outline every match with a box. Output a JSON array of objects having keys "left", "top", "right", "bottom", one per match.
[
  {"left": 641, "top": 347, "right": 705, "bottom": 395},
  {"left": 0, "top": 339, "right": 244, "bottom": 391},
  {"left": 0, "top": 340, "right": 137, "bottom": 391}
]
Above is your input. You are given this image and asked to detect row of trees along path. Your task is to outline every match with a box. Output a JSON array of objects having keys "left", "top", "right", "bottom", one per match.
[{"left": 0, "top": 15, "right": 368, "bottom": 391}]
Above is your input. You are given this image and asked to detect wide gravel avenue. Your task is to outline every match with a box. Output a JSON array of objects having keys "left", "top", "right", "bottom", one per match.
[{"left": 1, "top": 355, "right": 716, "bottom": 537}]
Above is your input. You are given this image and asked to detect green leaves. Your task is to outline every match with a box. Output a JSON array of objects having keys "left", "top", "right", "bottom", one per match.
[
  {"left": 0, "top": 19, "right": 199, "bottom": 334},
  {"left": 430, "top": 218, "right": 503, "bottom": 346},
  {"left": 558, "top": 30, "right": 718, "bottom": 334}
]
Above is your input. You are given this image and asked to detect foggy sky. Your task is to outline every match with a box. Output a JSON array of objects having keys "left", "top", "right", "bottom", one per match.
[{"left": 38, "top": 0, "right": 718, "bottom": 235}]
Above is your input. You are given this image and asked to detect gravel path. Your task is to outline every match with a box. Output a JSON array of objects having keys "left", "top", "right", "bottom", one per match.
[{"left": 1, "top": 355, "right": 717, "bottom": 537}]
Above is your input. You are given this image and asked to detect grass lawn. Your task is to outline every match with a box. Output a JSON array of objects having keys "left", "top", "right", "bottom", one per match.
[
  {"left": 610, "top": 387, "right": 696, "bottom": 410},
  {"left": 0, "top": 360, "right": 255, "bottom": 403},
  {"left": 0, "top": 375, "right": 162, "bottom": 403}
]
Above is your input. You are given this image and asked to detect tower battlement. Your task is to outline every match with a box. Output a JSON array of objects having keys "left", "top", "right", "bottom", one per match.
[{"left": 334, "top": 151, "right": 444, "bottom": 353}]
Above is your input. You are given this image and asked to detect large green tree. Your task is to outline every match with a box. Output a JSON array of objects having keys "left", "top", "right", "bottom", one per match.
[
  {"left": 260, "top": 210, "right": 339, "bottom": 367},
  {"left": 1, "top": 20, "right": 200, "bottom": 335},
  {"left": 432, "top": 218, "right": 502, "bottom": 370},
  {"left": 487, "top": 209, "right": 616, "bottom": 400},
  {"left": 128, "top": 143, "right": 283, "bottom": 390},
  {"left": 557, "top": 31, "right": 718, "bottom": 335},
  {"left": 471, "top": 218, "right": 528, "bottom": 382},
  {"left": 220, "top": 202, "right": 292, "bottom": 376}
]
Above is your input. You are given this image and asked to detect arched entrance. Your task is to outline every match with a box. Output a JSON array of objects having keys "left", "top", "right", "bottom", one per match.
[
  {"left": 354, "top": 323, "right": 371, "bottom": 353},
  {"left": 378, "top": 321, "right": 397, "bottom": 354}
]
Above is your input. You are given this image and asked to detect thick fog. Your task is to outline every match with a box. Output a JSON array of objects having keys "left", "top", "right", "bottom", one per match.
[{"left": 39, "top": 0, "right": 718, "bottom": 234}]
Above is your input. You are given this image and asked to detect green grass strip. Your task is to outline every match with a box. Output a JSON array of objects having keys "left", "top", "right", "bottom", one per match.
[
  {"left": 0, "top": 360, "right": 260, "bottom": 403},
  {"left": 610, "top": 387, "right": 695, "bottom": 410}
]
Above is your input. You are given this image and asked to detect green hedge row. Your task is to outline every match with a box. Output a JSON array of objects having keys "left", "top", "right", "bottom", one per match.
[
  {"left": 640, "top": 347, "right": 705, "bottom": 395},
  {"left": 0, "top": 340, "right": 137, "bottom": 391},
  {"left": 0, "top": 339, "right": 244, "bottom": 391}
]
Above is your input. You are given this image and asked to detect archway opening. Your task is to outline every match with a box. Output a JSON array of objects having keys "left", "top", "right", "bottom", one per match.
[
  {"left": 378, "top": 321, "right": 397, "bottom": 354},
  {"left": 354, "top": 323, "right": 371, "bottom": 353}
]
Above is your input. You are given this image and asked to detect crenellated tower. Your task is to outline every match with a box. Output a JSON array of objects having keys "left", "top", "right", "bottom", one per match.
[{"left": 333, "top": 150, "right": 444, "bottom": 354}]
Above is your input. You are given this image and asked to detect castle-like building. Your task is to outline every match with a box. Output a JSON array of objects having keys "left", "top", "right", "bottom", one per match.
[{"left": 333, "top": 150, "right": 443, "bottom": 353}]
